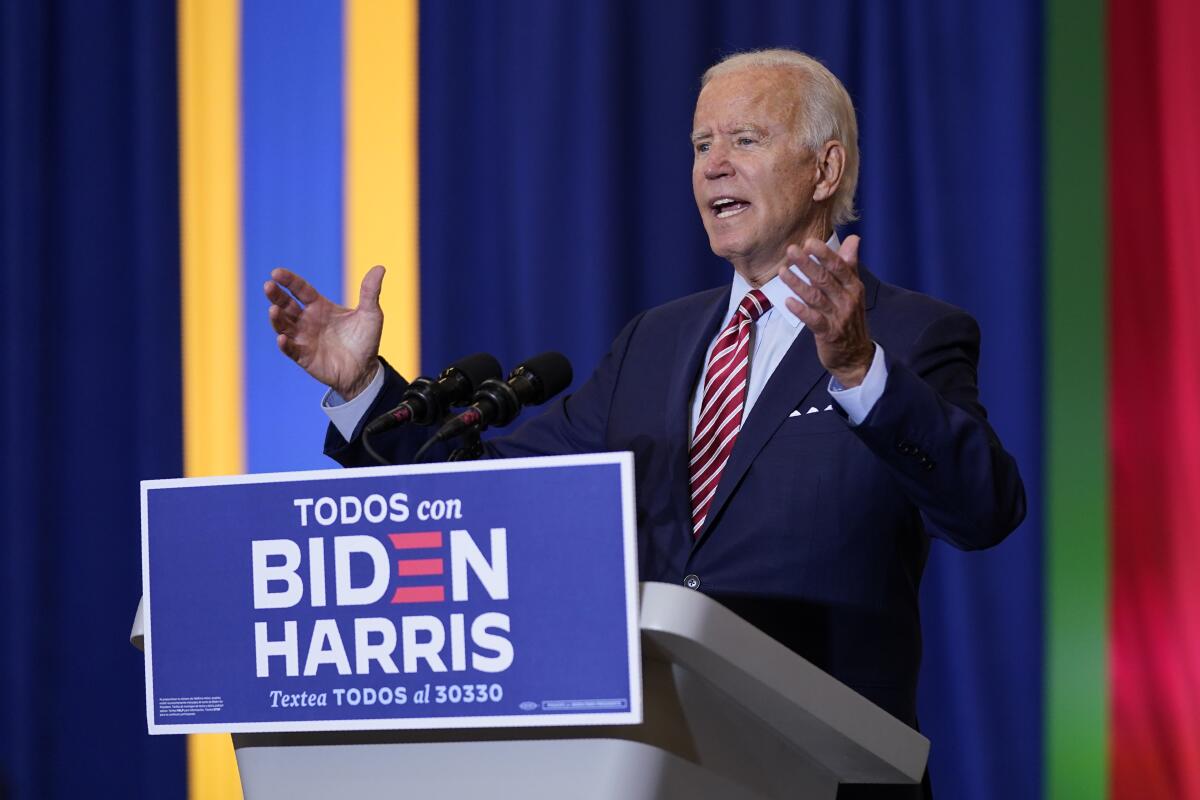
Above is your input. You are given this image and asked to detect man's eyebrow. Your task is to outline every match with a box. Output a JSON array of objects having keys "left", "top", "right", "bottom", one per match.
[
  {"left": 727, "top": 123, "right": 768, "bottom": 136},
  {"left": 690, "top": 123, "right": 770, "bottom": 144}
]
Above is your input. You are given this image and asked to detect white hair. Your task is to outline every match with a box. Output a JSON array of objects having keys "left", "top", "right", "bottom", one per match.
[{"left": 701, "top": 49, "right": 860, "bottom": 226}]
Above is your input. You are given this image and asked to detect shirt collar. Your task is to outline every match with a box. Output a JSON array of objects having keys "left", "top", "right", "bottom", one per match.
[{"left": 726, "top": 231, "right": 841, "bottom": 328}]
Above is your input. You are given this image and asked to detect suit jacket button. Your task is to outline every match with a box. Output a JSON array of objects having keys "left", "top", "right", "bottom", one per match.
[
  {"left": 684, "top": 574, "right": 701, "bottom": 590},
  {"left": 921, "top": 457, "right": 935, "bottom": 471},
  {"left": 897, "top": 440, "right": 916, "bottom": 455}
]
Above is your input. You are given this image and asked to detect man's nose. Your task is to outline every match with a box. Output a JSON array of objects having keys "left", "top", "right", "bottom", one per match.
[{"left": 703, "top": 142, "right": 733, "bottom": 179}]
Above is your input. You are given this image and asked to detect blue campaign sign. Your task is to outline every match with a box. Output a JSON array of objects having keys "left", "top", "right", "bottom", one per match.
[{"left": 140, "top": 453, "right": 640, "bottom": 734}]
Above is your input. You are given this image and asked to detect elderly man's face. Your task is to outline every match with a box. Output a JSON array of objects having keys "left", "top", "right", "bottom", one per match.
[{"left": 691, "top": 68, "right": 820, "bottom": 273}]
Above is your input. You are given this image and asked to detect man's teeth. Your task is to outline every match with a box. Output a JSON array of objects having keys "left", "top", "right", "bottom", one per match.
[{"left": 713, "top": 199, "right": 748, "bottom": 219}]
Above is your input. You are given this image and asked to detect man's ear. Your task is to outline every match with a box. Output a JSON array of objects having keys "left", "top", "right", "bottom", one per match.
[{"left": 812, "top": 140, "right": 845, "bottom": 203}]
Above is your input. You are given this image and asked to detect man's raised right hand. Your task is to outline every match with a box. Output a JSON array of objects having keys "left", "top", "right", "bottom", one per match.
[{"left": 263, "top": 265, "right": 386, "bottom": 400}]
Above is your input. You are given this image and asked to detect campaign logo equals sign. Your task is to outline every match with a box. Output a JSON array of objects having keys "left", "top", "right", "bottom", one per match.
[{"left": 388, "top": 531, "right": 445, "bottom": 603}]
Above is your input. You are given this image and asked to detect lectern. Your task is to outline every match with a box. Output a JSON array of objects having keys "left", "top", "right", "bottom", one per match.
[{"left": 134, "top": 581, "right": 926, "bottom": 799}]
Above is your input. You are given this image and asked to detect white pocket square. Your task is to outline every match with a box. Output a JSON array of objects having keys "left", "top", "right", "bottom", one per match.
[{"left": 789, "top": 404, "right": 835, "bottom": 417}]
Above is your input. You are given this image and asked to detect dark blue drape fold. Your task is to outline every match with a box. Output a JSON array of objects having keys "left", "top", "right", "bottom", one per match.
[
  {"left": 419, "top": 3, "right": 1043, "bottom": 798},
  {"left": 0, "top": 1, "right": 185, "bottom": 797}
]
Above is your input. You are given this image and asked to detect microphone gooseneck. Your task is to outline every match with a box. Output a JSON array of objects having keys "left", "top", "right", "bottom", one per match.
[
  {"left": 364, "top": 352, "right": 502, "bottom": 436},
  {"left": 361, "top": 352, "right": 502, "bottom": 466},
  {"left": 421, "top": 351, "right": 574, "bottom": 452}
]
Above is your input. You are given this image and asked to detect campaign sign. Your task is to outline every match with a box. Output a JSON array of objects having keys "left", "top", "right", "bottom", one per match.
[{"left": 140, "top": 453, "right": 640, "bottom": 734}]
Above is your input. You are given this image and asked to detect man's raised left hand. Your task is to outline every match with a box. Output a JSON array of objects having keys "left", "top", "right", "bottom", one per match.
[{"left": 778, "top": 234, "right": 875, "bottom": 388}]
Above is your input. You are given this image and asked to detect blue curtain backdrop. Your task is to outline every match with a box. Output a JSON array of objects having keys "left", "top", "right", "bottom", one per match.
[
  {"left": 0, "top": 1, "right": 185, "bottom": 798},
  {"left": 419, "top": 3, "right": 1043, "bottom": 799},
  {"left": 0, "top": 2, "right": 1042, "bottom": 798}
]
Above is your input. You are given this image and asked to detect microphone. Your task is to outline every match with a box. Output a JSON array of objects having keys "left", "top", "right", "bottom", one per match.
[
  {"left": 429, "top": 351, "right": 573, "bottom": 443},
  {"left": 364, "top": 352, "right": 502, "bottom": 436}
]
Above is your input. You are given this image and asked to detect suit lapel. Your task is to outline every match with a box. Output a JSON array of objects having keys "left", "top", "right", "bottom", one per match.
[
  {"left": 860, "top": 264, "right": 881, "bottom": 311},
  {"left": 666, "top": 288, "right": 730, "bottom": 546},
  {"left": 690, "top": 265, "right": 882, "bottom": 547},
  {"left": 691, "top": 327, "right": 827, "bottom": 546}
]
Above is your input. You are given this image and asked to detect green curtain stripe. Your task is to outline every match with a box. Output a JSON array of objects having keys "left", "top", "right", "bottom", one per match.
[{"left": 1043, "top": 0, "right": 1110, "bottom": 797}]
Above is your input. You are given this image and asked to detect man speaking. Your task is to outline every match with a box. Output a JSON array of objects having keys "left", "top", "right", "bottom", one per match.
[{"left": 264, "top": 49, "right": 1025, "bottom": 798}]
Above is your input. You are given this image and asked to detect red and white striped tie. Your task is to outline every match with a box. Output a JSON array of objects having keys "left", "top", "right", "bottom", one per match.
[{"left": 689, "top": 289, "right": 771, "bottom": 537}]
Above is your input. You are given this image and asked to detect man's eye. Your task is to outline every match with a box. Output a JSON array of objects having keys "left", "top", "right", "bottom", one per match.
[
  {"left": 695, "top": 142, "right": 710, "bottom": 153},
  {"left": 736, "top": 136, "right": 756, "bottom": 146}
]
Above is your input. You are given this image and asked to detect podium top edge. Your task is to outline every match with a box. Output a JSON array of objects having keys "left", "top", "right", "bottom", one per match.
[{"left": 140, "top": 451, "right": 635, "bottom": 491}]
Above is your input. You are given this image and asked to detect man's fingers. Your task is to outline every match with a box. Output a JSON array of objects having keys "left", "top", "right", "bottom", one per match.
[
  {"left": 358, "top": 265, "right": 386, "bottom": 312},
  {"left": 779, "top": 261, "right": 832, "bottom": 311},
  {"left": 802, "top": 239, "right": 851, "bottom": 286},
  {"left": 785, "top": 296, "right": 828, "bottom": 334},
  {"left": 277, "top": 333, "right": 305, "bottom": 364},
  {"left": 263, "top": 281, "right": 302, "bottom": 320},
  {"left": 801, "top": 237, "right": 837, "bottom": 261},
  {"left": 838, "top": 234, "right": 861, "bottom": 270},
  {"left": 268, "top": 303, "right": 297, "bottom": 335},
  {"left": 786, "top": 244, "right": 842, "bottom": 300},
  {"left": 779, "top": 264, "right": 833, "bottom": 327},
  {"left": 270, "top": 267, "right": 322, "bottom": 305},
  {"left": 800, "top": 238, "right": 855, "bottom": 286}
]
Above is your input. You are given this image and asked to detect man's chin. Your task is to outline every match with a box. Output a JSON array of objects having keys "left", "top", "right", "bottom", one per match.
[{"left": 706, "top": 234, "right": 750, "bottom": 263}]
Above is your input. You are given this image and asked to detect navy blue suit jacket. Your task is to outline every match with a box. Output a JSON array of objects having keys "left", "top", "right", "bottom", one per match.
[{"left": 327, "top": 267, "right": 1026, "bottom": 731}]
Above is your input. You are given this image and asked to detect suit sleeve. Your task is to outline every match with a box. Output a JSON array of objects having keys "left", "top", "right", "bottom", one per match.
[
  {"left": 322, "top": 357, "right": 437, "bottom": 467},
  {"left": 324, "top": 312, "right": 646, "bottom": 467},
  {"left": 850, "top": 310, "right": 1027, "bottom": 550}
]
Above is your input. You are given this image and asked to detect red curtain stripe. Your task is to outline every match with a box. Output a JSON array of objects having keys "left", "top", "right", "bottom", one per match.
[{"left": 1109, "top": 0, "right": 1200, "bottom": 796}]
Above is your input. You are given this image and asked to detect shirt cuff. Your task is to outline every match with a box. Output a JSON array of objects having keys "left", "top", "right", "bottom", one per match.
[
  {"left": 828, "top": 343, "right": 888, "bottom": 426},
  {"left": 322, "top": 361, "right": 385, "bottom": 442}
]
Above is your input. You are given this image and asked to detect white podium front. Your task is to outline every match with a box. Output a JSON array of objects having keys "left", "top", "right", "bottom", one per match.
[{"left": 134, "top": 582, "right": 927, "bottom": 799}]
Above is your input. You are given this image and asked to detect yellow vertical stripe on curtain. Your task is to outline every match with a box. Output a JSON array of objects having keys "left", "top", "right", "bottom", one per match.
[
  {"left": 178, "top": 0, "right": 246, "bottom": 796},
  {"left": 345, "top": 0, "right": 421, "bottom": 377}
]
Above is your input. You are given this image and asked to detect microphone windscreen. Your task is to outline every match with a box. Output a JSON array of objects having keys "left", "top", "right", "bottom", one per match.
[
  {"left": 446, "top": 352, "right": 503, "bottom": 390},
  {"left": 513, "top": 351, "right": 573, "bottom": 404}
]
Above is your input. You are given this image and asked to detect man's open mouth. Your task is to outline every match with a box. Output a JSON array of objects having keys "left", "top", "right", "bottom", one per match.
[{"left": 711, "top": 197, "right": 751, "bottom": 219}]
